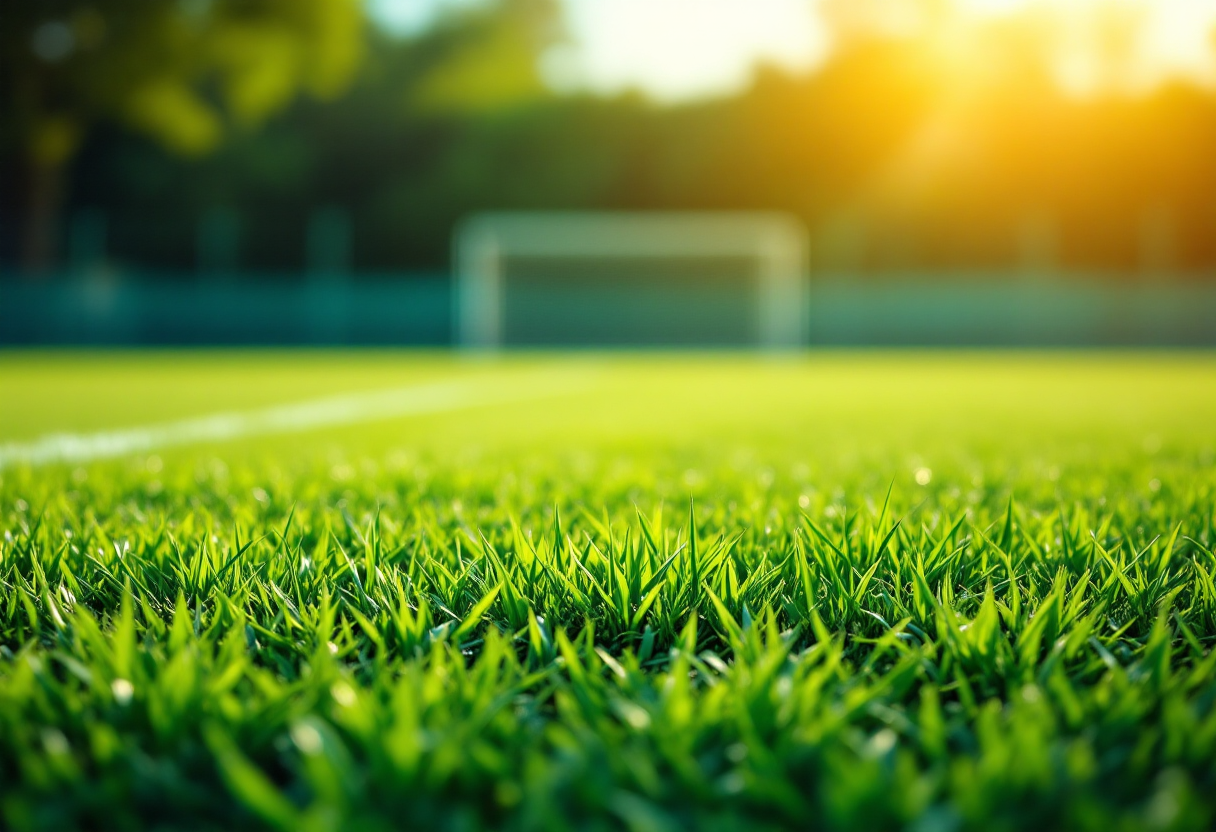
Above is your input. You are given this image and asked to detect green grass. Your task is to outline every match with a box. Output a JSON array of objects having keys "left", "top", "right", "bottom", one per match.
[{"left": 2, "top": 352, "right": 1216, "bottom": 832}]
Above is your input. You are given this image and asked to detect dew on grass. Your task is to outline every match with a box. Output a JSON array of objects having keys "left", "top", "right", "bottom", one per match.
[
  {"left": 111, "top": 679, "right": 134, "bottom": 705},
  {"left": 291, "top": 723, "right": 323, "bottom": 755},
  {"left": 331, "top": 682, "right": 357, "bottom": 707}
]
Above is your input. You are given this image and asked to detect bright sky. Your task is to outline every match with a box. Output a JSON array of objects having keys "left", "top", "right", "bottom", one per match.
[
  {"left": 542, "top": 0, "right": 827, "bottom": 101},
  {"left": 369, "top": 0, "right": 1216, "bottom": 101},
  {"left": 968, "top": 0, "right": 1216, "bottom": 94}
]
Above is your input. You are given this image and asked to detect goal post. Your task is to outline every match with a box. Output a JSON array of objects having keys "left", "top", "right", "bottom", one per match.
[{"left": 454, "top": 212, "right": 809, "bottom": 349}]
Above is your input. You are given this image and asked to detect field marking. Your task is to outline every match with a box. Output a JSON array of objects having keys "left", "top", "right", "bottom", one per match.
[{"left": 0, "top": 368, "right": 597, "bottom": 469}]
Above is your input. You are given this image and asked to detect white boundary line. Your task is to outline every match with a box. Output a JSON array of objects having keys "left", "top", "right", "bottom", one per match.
[{"left": 0, "top": 369, "right": 595, "bottom": 469}]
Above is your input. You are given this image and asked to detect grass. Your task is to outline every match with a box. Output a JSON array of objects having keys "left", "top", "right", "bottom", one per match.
[{"left": 2, "top": 352, "right": 1216, "bottom": 831}]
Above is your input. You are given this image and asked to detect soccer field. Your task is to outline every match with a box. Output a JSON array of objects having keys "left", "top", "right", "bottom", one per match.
[{"left": 2, "top": 352, "right": 1216, "bottom": 831}]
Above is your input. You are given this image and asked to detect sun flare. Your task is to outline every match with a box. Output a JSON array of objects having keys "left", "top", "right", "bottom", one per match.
[{"left": 551, "top": 0, "right": 1216, "bottom": 100}]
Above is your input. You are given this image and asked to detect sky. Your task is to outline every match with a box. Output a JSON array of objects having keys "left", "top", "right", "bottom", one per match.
[
  {"left": 368, "top": 0, "right": 1216, "bottom": 101},
  {"left": 539, "top": 0, "right": 827, "bottom": 101}
]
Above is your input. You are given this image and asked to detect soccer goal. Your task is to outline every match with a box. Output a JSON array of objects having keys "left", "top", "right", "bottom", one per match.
[{"left": 453, "top": 212, "right": 808, "bottom": 349}]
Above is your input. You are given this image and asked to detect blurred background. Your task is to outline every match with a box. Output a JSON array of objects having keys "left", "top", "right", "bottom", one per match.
[{"left": 3, "top": 0, "right": 1216, "bottom": 347}]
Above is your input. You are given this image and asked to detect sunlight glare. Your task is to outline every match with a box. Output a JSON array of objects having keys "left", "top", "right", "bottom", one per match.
[
  {"left": 368, "top": 0, "right": 1216, "bottom": 100},
  {"left": 546, "top": 0, "right": 828, "bottom": 102}
]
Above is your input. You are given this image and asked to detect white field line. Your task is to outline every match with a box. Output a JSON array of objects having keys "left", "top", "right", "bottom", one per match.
[{"left": 0, "top": 369, "right": 595, "bottom": 469}]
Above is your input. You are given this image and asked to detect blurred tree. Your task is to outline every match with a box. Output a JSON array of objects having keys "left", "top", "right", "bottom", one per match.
[
  {"left": 405, "top": 0, "right": 560, "bottom": 113},
  {"left": 8, "top": 0, "right": 1216, "bottom": 277},
  {"left": 2, "top": 0, "right": 364, "bottom": 272}
]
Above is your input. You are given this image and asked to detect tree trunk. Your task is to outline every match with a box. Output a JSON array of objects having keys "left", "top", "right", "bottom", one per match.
[{"left": 21, "top": 158, "right": 66, "bottom": 277}]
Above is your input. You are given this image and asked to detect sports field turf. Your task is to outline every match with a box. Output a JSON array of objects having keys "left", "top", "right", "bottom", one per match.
[{"left": 2, "top": 352, "right": 1215, "bottom": 831}]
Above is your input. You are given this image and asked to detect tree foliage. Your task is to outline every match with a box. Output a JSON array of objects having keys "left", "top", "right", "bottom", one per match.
[{"left": 3, "top": 0, "right": 364, "bottom": 165}]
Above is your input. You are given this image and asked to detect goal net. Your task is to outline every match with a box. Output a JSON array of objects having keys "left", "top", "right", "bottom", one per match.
[{"left": 454, "top": 212, "right": 808, "bottom": 348}]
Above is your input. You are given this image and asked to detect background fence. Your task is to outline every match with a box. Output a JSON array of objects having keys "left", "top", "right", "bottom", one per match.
[{"left": 1, "top": 271, "right": 1213, "bottom": 347}]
